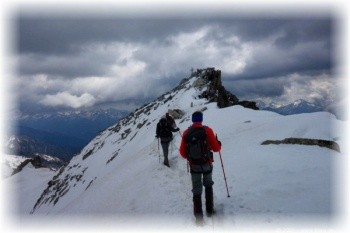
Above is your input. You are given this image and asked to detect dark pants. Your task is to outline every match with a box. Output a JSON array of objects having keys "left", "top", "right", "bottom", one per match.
[
  {"left": 160, "top": 141, "right": 170, "bottom": 164},
  {"left": 191, "top": 166, "right": 215, "bottom": 218},
  {"left": 191, "top": 170, "right": 214, "bottom": 195}
]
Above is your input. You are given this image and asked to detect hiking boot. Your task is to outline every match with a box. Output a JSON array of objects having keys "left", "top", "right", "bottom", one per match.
[
  {"left": 193, "top": 194, "right": 203, "bottom": 222},
  {"left": 205, "top": 187, "right": 215, "bottom": 215},
  {"left": 163, "top": 161, "right": 170, "bottom": 167},
  {"left": 195, "top": 216, "right": 204, "bottom": 226}
]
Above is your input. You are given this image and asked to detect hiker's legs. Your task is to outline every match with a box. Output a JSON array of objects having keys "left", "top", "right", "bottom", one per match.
[
  {"left": 160, "top": 141, "right": 169, "bottom": 165},
  {"left": 191, "top": 173, "right": 203, "bottom": 220},
  {"left": 191, "top": 173, "right": 203, "bottom": 195},
  {"left": 203, "top": 172, "right": 214, "bottom": 214}
]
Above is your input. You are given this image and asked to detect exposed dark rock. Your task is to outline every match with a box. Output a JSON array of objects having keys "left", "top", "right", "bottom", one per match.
[
  {"left": 106, "top": 151, "right": 119, "bottom": 164},
  {"left": 261, "top": 138, "right": 340, "bottom": 152},
  {"left": 85, "top": 180, "right": 94, "bottom": 191},
  {"left": 238, "top": 101, "right": 259, "bottom": 110},
  {"left": 11, "top": 154, "right": 66, "bottom": 176},
  {"left": 109, "top": 124, "right": 121, "bottom": 133},
  {"left": 168, "top": 109, "right": 185, "bottom": 119},
  {"left": 82, "top": 149, "right": 94, "bottom": 160},
  {"left": 11, "top": 159, "right": 32, "bottom": 175},
  {"left": 195, "top": 67, "right": 258, "bottom": 110},
  {"left": 193, "top": 77, "right": 208, "bottom": 88},
  {"left": 121, "top": 128, "right": 131, "bottom": 139},
  {"left": 129, "top": 132, "right": 138, "bottom": 141},
  {"left": 163, "top": 95, "right": 173, "bottom": 104},
  {"left": 137, "top": 120, "right": 148, "bottom": 129}
]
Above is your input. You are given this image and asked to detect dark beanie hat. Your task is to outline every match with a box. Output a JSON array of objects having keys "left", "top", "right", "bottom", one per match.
[{"left": 192, "top": 111, "right": 203, "bottom": 122}]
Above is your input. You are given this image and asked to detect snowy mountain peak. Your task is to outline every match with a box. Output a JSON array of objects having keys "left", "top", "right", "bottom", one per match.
[
  {"left": 27, "top": 68, "right": 344, "bottom": 227},
  {"left": 260, "top": 99, "right": 324, "bottom": 116},
  {"left": 29, "top": 67, "right": 256, "bottom": 214},
  {"left": 292, "top": 99, "right": 313, "bottom": 107}
]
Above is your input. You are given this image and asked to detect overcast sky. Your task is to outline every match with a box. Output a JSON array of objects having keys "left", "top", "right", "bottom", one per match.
[{"left": 12, "top": 5, "right": 343, "bottom": 114}]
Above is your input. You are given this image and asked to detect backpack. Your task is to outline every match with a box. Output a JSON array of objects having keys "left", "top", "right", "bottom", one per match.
[
  {"left": 166, "top": 115, "right": 176, "bottom": 128},
  {"left": 184, "top": 126, "right": 211, "bottom": 164},
  {"left": 158, "top": 118, "right": 172, "bottom": 138}
]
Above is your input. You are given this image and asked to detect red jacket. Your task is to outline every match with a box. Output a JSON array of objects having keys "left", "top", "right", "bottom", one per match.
[{"left": 179, "top": 122, "right": 221, "bottom": 164}]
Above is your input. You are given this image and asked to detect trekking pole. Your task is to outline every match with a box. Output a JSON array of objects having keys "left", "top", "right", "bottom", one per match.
[
  {"left": 219, "top": 150, "right": 230, "bottom": 198},
  {"left": 170, "top": 140, "right": 174, "bottom": 156},
  {"left": 158, "top": 138, "right": 160, "bottom": 163}
]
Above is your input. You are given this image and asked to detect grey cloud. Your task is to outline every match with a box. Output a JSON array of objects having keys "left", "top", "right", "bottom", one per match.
[
  {"left": 224, "top": 78, "right": 285, "bottom": 99},
  {"left": 18, "top": 17, "right": 333, "bottom": 79},
  {"left": 18, "top": 53, "right": 110, "bottom": 78},
  {"left": 225, "top": 40, "right": 331, "bottom": 81},
  {"left": 17, "top": 18, "right": 203, "bottom": 55},
  {"left": 18, "top": 17, "right": 331, "bottom": 54},
  {"left": 15, "top": 14, "right": 335, "bottom": 113},
  {"left": 274, "top": 19, "right": 332, "bottom": 49}
]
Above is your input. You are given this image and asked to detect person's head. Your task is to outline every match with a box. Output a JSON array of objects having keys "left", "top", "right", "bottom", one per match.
[{"left": 192, "top": 111, "right": 203, "bottom": 123}]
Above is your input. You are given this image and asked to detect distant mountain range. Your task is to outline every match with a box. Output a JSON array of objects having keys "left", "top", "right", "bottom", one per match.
[
  {"left": 5, "top": 108, "right": 129, "bottom": 160},
  {"left": 5, "top": 127, "right": 84, "bottom": 161},
  {"left": 257, "top": 99, "right": 331, "bottom": 116},
  {"left": 6, "top": 98, "right": 341, "bottom": 162},
  {"left": 17, "top": 108, "right": 129, "bottom": 142}
]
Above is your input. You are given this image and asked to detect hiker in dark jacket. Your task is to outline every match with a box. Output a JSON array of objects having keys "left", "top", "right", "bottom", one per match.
[
  {"left": 179, "top": 111, "right": 221, "bottom": 223},
  {"left": 156, "top": 115, "right": 179, "bottom": 167}
]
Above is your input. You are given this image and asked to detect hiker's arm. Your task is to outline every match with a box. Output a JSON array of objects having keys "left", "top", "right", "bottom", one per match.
[
  {"left": 179, "top": 130, "right": 188, "bottom": 158},
  {"left": 155, "top": 123, "right": 160, "bottom": 137},
  {"left": 206, "top": 127, "right": 221, "bottom": 152}
]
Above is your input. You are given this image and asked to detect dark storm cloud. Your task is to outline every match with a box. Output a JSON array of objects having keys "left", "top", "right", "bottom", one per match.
[
  {"left": 222, "top": 19, "right": 332, "bottom": 82},
  {"left": 18, "top": 17, "right": 331, "bottom": 54},
  {"left": 14, "top": 14, "right": 335, "bottom": 112},
  {"left": 17, "top": 18, "right": 203, "bottom": 55},
  {"left": 274, "top": 19, "right": 332, "bottom": 48},
  {"left": 224, "top": 77, "right": 286, "bottom": 98},
  {"left": 18, "top": 17, "right": 333, "bottom": 78}
]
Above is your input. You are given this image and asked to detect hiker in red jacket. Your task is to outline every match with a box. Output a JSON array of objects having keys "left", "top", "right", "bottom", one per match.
[{"left": 179, "top": 111, "right": 221, "bottom": 223}]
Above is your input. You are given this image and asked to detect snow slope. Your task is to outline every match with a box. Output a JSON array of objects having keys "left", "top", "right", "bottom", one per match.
[
  {"left": 1, "top": 154, "right": 27, "bottom": 178},
  {"left": 3, "top": 163, "right": 55, "bottom": 215},
  {"left": 3, "top": 74, "right": 347, "bottom": 232}
]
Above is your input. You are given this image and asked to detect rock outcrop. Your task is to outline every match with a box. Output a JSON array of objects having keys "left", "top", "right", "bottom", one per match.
[
  {"left": 168, "top": 109, "right": 185, "bottom": 119},
  {"left": 261, "top": 138, "right": 340, "bottom": 152},
  {"left": 193, "top": 68, "right": 259, "bottom": 110},
  {"left": 11, "top": 154, "right": 67, "bottom": 176}
]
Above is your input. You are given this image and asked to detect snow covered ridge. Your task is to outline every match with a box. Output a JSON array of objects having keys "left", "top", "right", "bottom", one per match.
[
  {"left": 12, "top": 154, "right": 67, "bottom": 176},
  {"left": 25, "top": 68, "right": 346, "bottom": 228},
  {"left": 2, "top": 153, "right": 65, "bottom": 178},
  {"left": 261, "top": 138, "right": 340, "bottom": 152},
  {"left": 30, "top": 71, "right": 201, "bottom": 213}
]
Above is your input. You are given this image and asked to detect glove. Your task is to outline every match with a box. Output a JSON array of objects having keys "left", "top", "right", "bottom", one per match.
[
  {"left": 216, "top": 134, "right": 221, "bottom": 145},
  {"left": 175, "top": 128, "right": 180, "bottom": 132}
]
